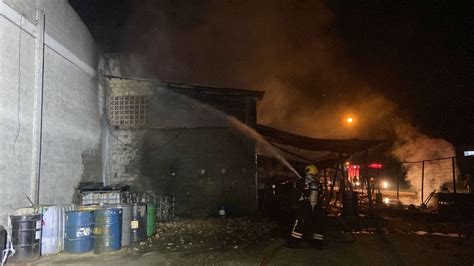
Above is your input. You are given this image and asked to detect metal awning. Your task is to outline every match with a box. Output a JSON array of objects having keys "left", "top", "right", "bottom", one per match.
[{"left": 256, "top": 124, "right": 386, "bottom": 154}]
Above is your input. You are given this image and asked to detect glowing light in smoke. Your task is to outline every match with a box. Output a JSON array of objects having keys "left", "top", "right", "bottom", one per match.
[
  {"left": 383, "top": 197, "right": 390, "bottom": 204},
  {"left": 343, "top": 114, "right": 356, "bottom": 126},
  {"left": 355, "top": 181, "right": 360, "bottom": 186},
  {"left": 382, "top": 181, "right": 389, "bottom": 189}
]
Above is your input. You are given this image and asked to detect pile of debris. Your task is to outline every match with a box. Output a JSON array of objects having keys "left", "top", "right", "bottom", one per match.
[{"left": 149, "top": 218, "right": 280, "bottom": 253}]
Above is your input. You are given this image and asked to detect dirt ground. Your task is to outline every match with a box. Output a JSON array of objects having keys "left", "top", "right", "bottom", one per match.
[{"left": 12, "top": 212, "right": 474, "bottom": 266}]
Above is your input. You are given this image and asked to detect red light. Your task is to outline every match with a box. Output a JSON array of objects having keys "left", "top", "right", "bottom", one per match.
[
  {"left": 368, "top": 163, "right": 383, "bottom": 169},
  {"left": 346, "top": 164, "right": 360, "bottom": 169},
  {"left": 347, "top": 164, "right": 360, "bottom": 182}
]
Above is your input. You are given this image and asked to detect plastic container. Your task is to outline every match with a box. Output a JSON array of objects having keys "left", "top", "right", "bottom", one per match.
[
  {"left": 146, "top": 202, "right": 156, "bottom": 237},
  {"left": 40, "top": 204, "right": 73, "bottom": 254}
]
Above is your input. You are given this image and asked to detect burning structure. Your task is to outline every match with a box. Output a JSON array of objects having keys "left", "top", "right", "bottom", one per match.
[
  {"left": 99, "top": 54, "right": 396, "bottom": 219},
  {"left": 102, "top": 60, "right": 264, "bottom": 217}
]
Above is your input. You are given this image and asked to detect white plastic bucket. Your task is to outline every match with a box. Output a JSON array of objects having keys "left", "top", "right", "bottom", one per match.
[{"left": 40, "top": 204, "right": 74, "bottom": 255}]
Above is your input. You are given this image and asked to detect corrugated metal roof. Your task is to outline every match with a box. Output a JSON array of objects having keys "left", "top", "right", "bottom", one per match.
[
  {"left": 256, "top": 124, "right": 387, "bottom": 154},
  {"left": 104, "top": 74, "right": 265, "bottom": 100}
]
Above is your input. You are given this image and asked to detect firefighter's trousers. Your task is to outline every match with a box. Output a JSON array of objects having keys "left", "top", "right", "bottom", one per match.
[{"left": 288, "top": 200, "right": 325, "bottom": 248}]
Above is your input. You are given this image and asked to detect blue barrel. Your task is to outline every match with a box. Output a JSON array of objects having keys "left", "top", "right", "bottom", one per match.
[
  {"left": 64, "top": 211, "right": 93, "bottom": 253},
  {"left": 92, "top": 208, "right": 122, "bottom": 253},
  {"left": 106, "top": 204, "right": 132, "bottom": 247}
]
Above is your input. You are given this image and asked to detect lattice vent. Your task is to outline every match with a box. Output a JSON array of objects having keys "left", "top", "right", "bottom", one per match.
[{"left": 109, "top": 95, "right": 149, "bottom": 129}]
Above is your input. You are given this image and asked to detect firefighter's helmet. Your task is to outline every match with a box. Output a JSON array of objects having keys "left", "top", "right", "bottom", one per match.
[{"left": 305, "top": 164, "right": 319, "bottom": 175}]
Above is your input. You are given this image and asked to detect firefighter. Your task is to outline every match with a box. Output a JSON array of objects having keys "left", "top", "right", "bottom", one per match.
[
  {"left": 370, "top": 177, "right": 376, "bottom": 196},
  {"left": 287, "top": 164, "right": 325, "bottom": 249}
]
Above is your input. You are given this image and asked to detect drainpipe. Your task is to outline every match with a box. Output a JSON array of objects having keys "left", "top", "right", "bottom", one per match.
[
  {"left": 421, "top": 161, "right": 425, "bottom": 205},
  {"left": 451, "top": 157, "right": 456, "bottom": 194},
  {"left": 30, "top": 9, "right": 45, "bottom": 204},
  {"left": 100, "top": 71, "right": 109, "bottom": 185}
]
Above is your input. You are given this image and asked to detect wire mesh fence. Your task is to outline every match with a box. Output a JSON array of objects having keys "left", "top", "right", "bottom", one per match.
[
  {"left": 156, "top": 196, "right": 175, "bottom": 221},
  {"left": 125, "top": 192, "right": 176, "bottom": 221},
  {"left": 399, "top": 157, "right": 457, "bottom": 204}
]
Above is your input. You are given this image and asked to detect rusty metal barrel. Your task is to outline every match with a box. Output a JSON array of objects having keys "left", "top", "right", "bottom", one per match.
[{"left": 92, "top": 207, "right": 122, "bottom": 253}]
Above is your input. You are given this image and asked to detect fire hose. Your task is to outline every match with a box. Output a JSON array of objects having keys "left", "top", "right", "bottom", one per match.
[
  {"left": 260, "top": 243, "right": 284, "bottom": 266},
  {"left": 259, "top": 214, "right": 356, "bottom": 266},
  {"left": 260, "top": 207, "right": 356, "bottom": 266}
]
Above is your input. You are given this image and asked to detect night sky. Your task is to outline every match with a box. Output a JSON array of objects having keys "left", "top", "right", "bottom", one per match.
[
  {"left": 70, "top": 0, "right": 473, "bottom": 146},
  {"left": 328, "top": 1, "right": 474, "bottom": 145}
]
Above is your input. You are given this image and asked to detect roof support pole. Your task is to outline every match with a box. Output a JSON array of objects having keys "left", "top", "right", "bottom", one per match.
[
  {"left": 365, "top": 148, "right": 373, "bottom": 216},
  {"left": 452, "top": 157, "right": 456, "bottom": 194},
  {"left": 327, "top": 165, "right": 339, "bottom": 205},
  {"left": 421, "top": 161, "right": 425, "bottom": 204}
]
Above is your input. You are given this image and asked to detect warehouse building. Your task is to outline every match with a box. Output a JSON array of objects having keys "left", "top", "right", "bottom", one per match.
[
  {"left": 102, "top": 73, "right": 264, "bottom": 217},
  {"left": 0, "top": 0, "right": 265, "bottom": 224},
  {"left": 0, "top": 0, "right": 102, "bottom": 226}
]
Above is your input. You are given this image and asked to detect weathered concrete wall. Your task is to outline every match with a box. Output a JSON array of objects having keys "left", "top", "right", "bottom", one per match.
[
  {"left": 106, "top": 78, "right": 258, "bottom": 217},
  {"left": 0, "top": 0, "right": 100, "bottom": 225},
  {"left": 110, "top": 128, "right": 257, "bottom": 217},
  {"left": 148, "top": 86, "right": 229, "bottom": 128}
]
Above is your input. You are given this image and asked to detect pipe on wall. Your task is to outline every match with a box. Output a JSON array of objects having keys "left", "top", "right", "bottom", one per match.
[
  {"left": 0, "top": 2, "right": 96, "bottom": 77},
  {"left": 30, "top": 9, "right": 45, "bottom": 204}
]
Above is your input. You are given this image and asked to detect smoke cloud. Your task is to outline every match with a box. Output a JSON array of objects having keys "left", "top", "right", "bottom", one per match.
[
  {"left": 120, "top": 0, "right": 392, "bottom": 138},
  {"left": 392, "top": 122, "right": 457, "bottom": 198},
  {"left": 119, "top": 0, "right": 458, "bottom": 195}
]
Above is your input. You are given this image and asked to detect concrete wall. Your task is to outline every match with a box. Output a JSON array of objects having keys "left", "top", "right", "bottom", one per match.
[
  {"left": 106, "top": 78, "right": 258, "bottom": 217},
  {"left": 0, "top": 0, "right": 100, "bottom": 225},
  {"left": 110, "top": 128, "right": 257, "bottom": 217}
]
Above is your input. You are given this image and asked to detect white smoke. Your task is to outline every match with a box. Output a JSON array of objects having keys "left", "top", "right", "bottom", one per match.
[{"left": 392, "top": 121, "right": 457, "bottom": 202}]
